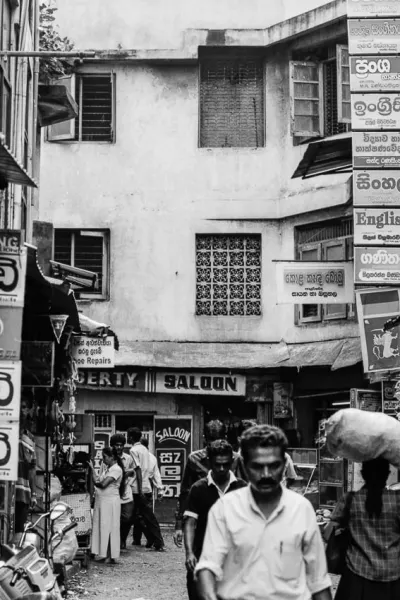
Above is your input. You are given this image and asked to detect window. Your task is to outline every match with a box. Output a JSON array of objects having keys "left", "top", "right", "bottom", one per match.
[
  {"left": 199, "top": 51, "right": 264, "bottom": 148},
  {"left": 94, "top": 414, "right": 112, "bottom": 428},
  {"left": 47, "top": 74, "right": 114, "bottom": 142},
  {"left": 290, "top": 44, "right": 350, "bottom": 139},
  {"left": 296, "top": 218, "right": 355, "bottom": 324},
  {"left": 196, "top": 234, "right": 262, "bottom": 316},
  {"left": 54, "top": 229, "right": 109, "bottom": 299}
]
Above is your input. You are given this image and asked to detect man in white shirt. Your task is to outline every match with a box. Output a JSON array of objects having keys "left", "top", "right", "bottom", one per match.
[
  {"left": 128, "top": 427, "right": 165, "bottom": 551},
  {"left": 196, "top": 424, "right": 331, "bottom": 600}
]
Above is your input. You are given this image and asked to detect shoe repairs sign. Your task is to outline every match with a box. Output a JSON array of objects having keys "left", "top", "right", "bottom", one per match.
[
  {"left": 72, "top": 336, "right": 115, "bottom": 368},
  {"left": 275, "top": 261, "right": 354, "bottom": 304}
]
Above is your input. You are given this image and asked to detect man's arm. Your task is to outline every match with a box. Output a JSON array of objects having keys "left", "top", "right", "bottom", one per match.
[
  {"left": 174, "top": 457, "right": 196, "bottom": 546},
  {"left": 184, "top": 517, "right": 198, "bottom": 572},
  {"left": 312, "top": 590, "right": 332, "bottom": 600},
  {"left": 303, "top": 502, "right": 332, "bottom": 600},
  {"left": 197, "top": 570, "right": 218, "bottom": 600}
]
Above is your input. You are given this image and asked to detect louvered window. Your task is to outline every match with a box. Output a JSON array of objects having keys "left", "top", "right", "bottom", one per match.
[
  {"left": 54, "top": 229, "right": 109, "bottom": 299},
  {"left": 75, "top": 75, "right": 113, "bottom": 141},
  {"left": 200, "top": 54, "right": 264, "bottom": 148}
]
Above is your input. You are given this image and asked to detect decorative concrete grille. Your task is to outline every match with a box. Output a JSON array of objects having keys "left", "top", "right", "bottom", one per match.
[{"left": 196, "top": 234, "right": 262, "bottom": 316}]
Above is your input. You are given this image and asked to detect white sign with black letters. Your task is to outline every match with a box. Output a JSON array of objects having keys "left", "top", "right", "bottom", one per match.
[
  {"left": 0, "top": 361, "right": 21, "bottom": 421},
  {"left": 0, "top": 421, "right": 19, "bottom": 481}
]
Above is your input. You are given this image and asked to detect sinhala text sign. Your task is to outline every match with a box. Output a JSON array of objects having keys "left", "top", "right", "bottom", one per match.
[
  {"left": 71, "top": 336, "right": 115, "bottom": 368},
  {"left": 348, "top": 19, "right": 400, "bottom": 55},
  {"left": 354, "top": 170, "right": 400, "bottom": 205},
  {"left": 354, "top": 207, "right": 400, "bottom": 245},
  {"left": 350, "top": 56, "right": 400, "bottom": 92},
  {"left": 347, "top": 0, "right": 400, "bottom": 18},
  {"left": 0, "top": 361, "right": 21, "bottom": 421},
  {"left": 355, "top": 247, "right": 400, "bottom": 283},
  {"left": 353, "top": 131, "right": 400, "bottom": 169},
  {"left": 0, "top": 421, "right": 19, "bottom": 481},
  {"left": 275, "top": 262, "right": 354, "bottom": 304},
  {"left": 351, "top": 93, "right": 400, "bottom": 129}
]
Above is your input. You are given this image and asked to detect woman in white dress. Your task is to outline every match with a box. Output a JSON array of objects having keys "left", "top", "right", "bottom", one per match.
[{"left": 89, "top": 447, "right": 125, "bottom": 564}]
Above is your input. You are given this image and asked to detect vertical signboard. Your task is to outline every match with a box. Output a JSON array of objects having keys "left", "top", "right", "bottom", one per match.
[{"left": 154, "top": 416, "right": 192, "bottom": 524}]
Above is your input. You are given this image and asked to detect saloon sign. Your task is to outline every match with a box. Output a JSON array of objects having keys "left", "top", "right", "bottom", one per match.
[
  {"left": 353, "top": 132, "right": 400, "bottom": 169},
  {"left": 354, "top": 208, "right": 400, "bottom": 244},
  {"left": 275, "top": 262, "right": 354, "bottom": 304},
  {"left": 348, "top": 19, "right": 400, "bottom": 55},
  {"left": 351, "top": 93, "right": 400, "bottom": 129},
  {"left": 156, "top": 372, "right": 246, "bottom": 396},
  {"left": 350, "top": 56, "right": 400, "bottom": 92},
  {"left": 354, "top": 170, "right": 400, "bottom": 205},
  {"left": 355, "top": 247, "right": 400, "bottom": 283},
  {"left": 347, "top": 0, "right": 400, "bottom": 18}
]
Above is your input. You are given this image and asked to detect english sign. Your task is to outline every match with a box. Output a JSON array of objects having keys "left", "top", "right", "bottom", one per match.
[
  {"left": 72, "top": 336, "right": 115, "bottom": 369},
  {"left": 350, "top": 56, "right": 400, "bottom": 92},
  {"left": 347, "top": 0, "right": 400, "bottom": 18},
  {"left": 355, "top": 247, "right": 400, "bottom": 284},
  {"left": 156, "top": 372, "right": 246, "bottom": 396},
  {"left": 353, "top": 131, "right": 400, "bottom": 169},
  {"left": 354, "top": 207, "right": 400, "bottom": 245},
  {"left": 275, "top": 262, "right": 354, "bottom": 304},
  {"left": 353, "top": 170, "right": 400, "bottom": 205},
  {"left": 348, "top": 19, "right": 400, "bottom": 55},
  {"left": 78, "top": 368, "right": 146, "bottom": 390},
  {"left": 351, "top": 93, "right": 400, "bottom": 130}
]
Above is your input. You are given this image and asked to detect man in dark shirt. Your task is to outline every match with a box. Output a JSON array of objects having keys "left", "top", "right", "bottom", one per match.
[
  {"left": 174, "top": 420, "right": 247, "bottom": 547},
  {"left": 183, "top": 440, "right": 247, "bottom": 600}
]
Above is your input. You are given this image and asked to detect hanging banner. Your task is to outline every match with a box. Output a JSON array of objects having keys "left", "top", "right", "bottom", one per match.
[
  {"left": 347, "top": 0, "right": 400, "bottom": 18},
  {"left": 0, "top": 249, "right": 27, "bottom": 307},
  {"left": 354, "top": 170, "right": 400, "bottom": 205},
  {"left": 351, "top": 93, "right": 400, "bottom": 130},
  {"left": 49, "top": 315, "right": 69, "bottom": 344},
  {"left": 354, "top": 207, "right": 400, "bottom": 245},
  {"left": 0, "top": 421, "right": 19, "bottom": 481},
  {"left": 71, "top": 336, "right": 115, "bottom": 369},
  {"left": 350, "top": 56, "right": 400, "bottom": 92},
  {"left": 355, "top": 247, "right": 400, "bottom": 283},
  {"left": 0, "top": 361, "right": 21, "bottom": 421},
  {"left": 353, "top": 132, "right": 400, "bottom": 169},
  {"left": 154, "top": 416, "right": 192, "bottom": 524},
  {"left": 348, "top": 19, "right": 400, "bottom": 55},
  {"left": 275, "top": 262, "right": 354, "bottom": 304}
]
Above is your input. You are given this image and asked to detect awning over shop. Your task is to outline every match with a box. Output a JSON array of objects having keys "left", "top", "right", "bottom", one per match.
[
  {"left": 115, "top": 338, "right": 362, "bottom": 371},
  {"left": 0, "top": 142, "right": 37, "bottom": 187},
  {"left": 38, "top": 84, "right": 79, "bottom": 127},
  {"left": 292, "top": 133, "right": 352, "bottom": 180}
]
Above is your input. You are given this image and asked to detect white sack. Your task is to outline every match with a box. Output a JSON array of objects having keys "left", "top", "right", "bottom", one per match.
[{"left": 325, "top": 408, "right": 400, "bottom": 467}]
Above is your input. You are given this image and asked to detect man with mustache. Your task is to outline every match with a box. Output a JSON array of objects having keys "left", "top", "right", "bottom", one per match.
[{"left": 196, "top": 424, "right": 331, "bottom": 600}]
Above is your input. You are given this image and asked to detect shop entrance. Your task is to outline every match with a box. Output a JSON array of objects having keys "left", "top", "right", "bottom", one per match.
[{"left": 201, "top": 397, "right": 258, "bottom": 451}]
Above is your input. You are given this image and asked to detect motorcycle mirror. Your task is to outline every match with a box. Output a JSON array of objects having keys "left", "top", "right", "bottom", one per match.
[{"left": 50, "top": 503, "right": 67, "bottom": 520}]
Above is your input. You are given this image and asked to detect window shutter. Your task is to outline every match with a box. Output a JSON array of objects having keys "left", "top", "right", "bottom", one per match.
[
  {"left": 297, "top": 243, "right": 322, "bottom": 323},
  {"left": 47, "top": 74, "right": 76, "bottom": 141},
  {"left": 322, "top": 240, "right": 347, "bottom": 320},
  {"left": 78, "top": 75, "right": 113, "bottom": 142},
  {"left": 336, "top": 45, "right": 351, "bottom": 124},
  {"left": 289, "top": 61, "right": 322, "bottom": 137}
]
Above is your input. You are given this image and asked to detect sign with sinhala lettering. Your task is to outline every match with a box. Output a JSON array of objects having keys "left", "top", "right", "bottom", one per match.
[
  {"left": 350, "top": 56, "right": 400, "bottom": 92},
  {"left": 353, "top": 131, "right": 400, "bottom": 169},
  {"left": 354, "top": 170, "right": 400, "bottom": 205},
  {"left": 347, "top": 0, "right": 400, "bottom": 18},
  {"left": 351, "top": 93, "right": 400, "bottom": 129},
  {"left": 354, "top": 208, "right": 400, "bottom": 245},
  {"left": 354, "top": 246, "right": 400, "bottom": 283},
  {"left": 348, "top": 19, "right": 400, "bottom": 55}
]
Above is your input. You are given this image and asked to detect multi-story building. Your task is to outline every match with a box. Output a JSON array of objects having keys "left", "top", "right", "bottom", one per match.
[{"left": 38, "top": 0, "right": 363, "bottom": 519}]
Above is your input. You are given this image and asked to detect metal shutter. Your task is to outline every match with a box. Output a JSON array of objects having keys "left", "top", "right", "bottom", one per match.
[{"left": 76, "top": 75, "right": 112, "bottom": 142}]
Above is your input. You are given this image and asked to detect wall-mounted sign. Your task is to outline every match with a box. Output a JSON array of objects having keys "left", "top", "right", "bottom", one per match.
[
  {"left": 0, "top": 231, "right": 22, "bottom": 255},
  {"left": 354, "top": 208, "right": 400, "bottom": 245},
  {"left": 348, "top": 19, "right": 400, "bottom": 55},
  {"left": 21, "top": 342, "right": 54, "bottom": 387},
  {"left": 78, "top": 368, "right": 146, "bottom": 390},
  {"left": 355, "top": 247, "right": 400, "bottom": 284},
  {"left": 353, "top": 131, "right": 400, "bottom": 169},
  {"left": 275, "top": 261, "right": 354, "bottom": 304},
  {"left": 273, "top": 382, "right": 293, "bottom": 419},
  {"left": 156, "top": 372, "right": 246, "bottom": 396},
  {"left": 351, "top": 93, "right": 400, "bottom": 130},
  {"left": 0, "top": 307, "right": 23, "bottom": 361},
  {"left": 0, "top": 361, "right": 21, "bottom": 421},
  {"left": 382, "top": 380, "right": 400, "bottom": 414},
  {"left": 350, "top": 56, "right": 400, "bottom": 92},
  {"left": 0, "top": 421, "right": 19, "bottom": 481},
  {"left": 350, "top": 388, "right": 382, "bottom": 411},
  {"left": 354, "top": 170, "right": 400, "bottom": 205},
  {"left": 71, "top": 336, "right": 115, "bottom": 369},
  {"left": 0, "top": 249, "right": 26, "bottom": 307},
  {"left": 347, "top": 0, "right": 400, "bottom": 18}
]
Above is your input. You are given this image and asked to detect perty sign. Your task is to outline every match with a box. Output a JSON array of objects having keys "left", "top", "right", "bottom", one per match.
[
  {"left": 275, "top": 262, "right": 354, "bottom": 304},
  {"left": 348, "top": 19, "right": 400, "bottom": 54},
  {"left": 347, "top": 0, "right": 400, "bottom": 18},
  {"left": 351, "top": 93, "right": 400, "bottom": 130},
  {"left": 350, "top": 56, "right": 400, "bottom": 92}
]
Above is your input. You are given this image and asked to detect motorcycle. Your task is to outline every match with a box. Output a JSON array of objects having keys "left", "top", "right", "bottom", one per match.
[{"left": 0, "top": 503, "right": 77, "bottom": 600}]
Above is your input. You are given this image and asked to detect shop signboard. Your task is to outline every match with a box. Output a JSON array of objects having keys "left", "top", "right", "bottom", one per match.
[
  {"left": 350, "top": 56, "right": 400, "bottom": 92},
  {"left": 382, "top": 379, "right": 400, "bottom": 414},
  {"left": 275, "top": 261, "right": 354, "bottom": 304},
  {"left": 93, "top": 432, "right": 111, "bottom": 477},
  {"left": 155, "top": 372, "right": 246, "bottom": 396},
  {"left": 0, "top": 420, "right": 19, "bottom": 481},
  {"left": 0, "top": 362, "right": 21, "bottom": 422},
  {"left": 348, "top": 19, "right": 400, "bottom": 55},
  {"left": 154, "top": 416, "right": 192, "bottom": 524},
  {"left": 353, "top": 131, "right": 400, "bottom": 169},
  {"left": 354, "top": 207, "right": 400, "bottom": 245},
  {"left": 0, "top": 248, "right": 26, "bottom": 307},
  {"left": 350, "top": 388, "right": 382, "bottom": 411},
  {"left": 351, "top": 93, "right": 400, "bottom": 130},
  {"left": 347, "top": 0, "right": 400, "bottom": 18},
  {"left": 359, "top": 312, "right": 400, "bottom": 372},
  {"left": 77, "top": 368, "right": 147, "bottom": 391},
  {"left": 0, "top": 307, "right": 23, "bottom": 361},
  {"left": 354, "top": 247, "right": 400, "bottom": 284},
  {"left": 71, "top": 336, "right": 115, "bottom": 369},
  {"left": 354, "top": 170, "right": 400, "bottom": 206}
]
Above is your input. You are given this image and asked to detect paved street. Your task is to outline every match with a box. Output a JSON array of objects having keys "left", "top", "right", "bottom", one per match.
[{"left": 67, "top": 530, "right": 339, "bottom": 600}]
